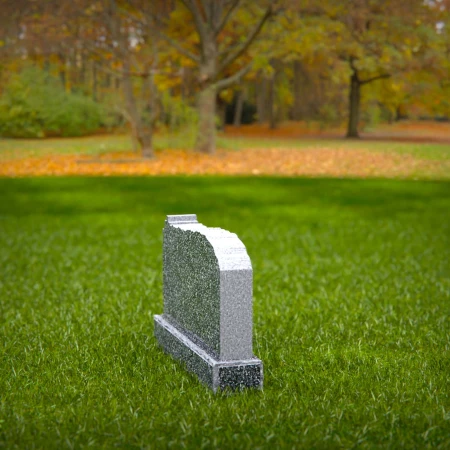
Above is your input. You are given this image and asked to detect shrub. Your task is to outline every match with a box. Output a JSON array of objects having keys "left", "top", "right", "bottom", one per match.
[
  {"left": 0, "top": 66, "right": 104, "bottom": 138},
  {"left": 160, "top": 92, "right": 198, "bottom": 131}
]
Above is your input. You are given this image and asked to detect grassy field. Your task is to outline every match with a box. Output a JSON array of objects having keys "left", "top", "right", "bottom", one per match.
[
  {"left": 1, "top": 176, "right": 449, "bottom": 448},
  {"left": 1, "top": 131, "right": 449, "bottom": 179},
  {"left": 1, "top": 131, "right": 450, "bottom": 162}
]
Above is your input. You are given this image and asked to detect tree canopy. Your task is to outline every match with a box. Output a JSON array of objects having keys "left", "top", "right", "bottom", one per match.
[{"left": 0, "top": 0, "right": 448, "bottom": 154}]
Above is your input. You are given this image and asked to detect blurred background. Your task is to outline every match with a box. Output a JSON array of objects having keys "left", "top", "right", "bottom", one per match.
[{"left": 0, "top": 0, "right": 449, "bottom": 161}]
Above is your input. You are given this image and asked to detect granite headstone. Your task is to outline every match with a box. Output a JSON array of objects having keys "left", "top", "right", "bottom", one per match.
[{"left": 154, "top": 214, "right": 263, "bottom": 392}]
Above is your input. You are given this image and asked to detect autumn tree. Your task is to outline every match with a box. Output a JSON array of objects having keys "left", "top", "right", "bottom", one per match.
[
  {"left": 70, "top": 0, "right": 158, "bottom": 157},
  {"left": 281, "top": 0, "right": 444, "bottom": 137},
  {"left": 1, "top": 0, "right": 448, "bottom": 146},
  {"left": 252, "top": 4, "right": 345, "bottom": 128},
  {"left": 323, "top": 0, "right": 441, "bottom": 138},
  {"left": 149, "top": 0, "right": 276, "bottom": 154}
]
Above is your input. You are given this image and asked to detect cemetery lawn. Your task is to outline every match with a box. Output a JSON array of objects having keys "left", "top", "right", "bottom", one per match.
[
  {"left": 1, "top": 176, "right": 449, "bottom": 449},
  {"left": 0, "top": 134, "right": 450, "bottom": 179}
]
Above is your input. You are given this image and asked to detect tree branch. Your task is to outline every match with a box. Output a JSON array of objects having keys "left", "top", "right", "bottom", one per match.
[
  {"left": 199, "top": 0, "right": 210, "bottom": 21},
  {"left": 180, "top": 0, "right": 209, "bottom": 46},
  {"left": 215, "top": 0, "right": 241, "bottom": 36},
  {"left": 215, "top": 60, "right": 253, "bottom": 90},
  {"left": 348, "top": 28, "right": 383, "bottom": 59},
  {"left": 349, "top": 56, "right": 358, "bottom": 74},
  {"left": 217, "top": 4, "right": 273, "bottom": 73},
  {"left": 152, "top": 26, "right": 200, "bottom": 62},
  {"left": 95, "top": 61, "right": 150, "bottom": 79},
  {"left": 136, "top": 8, "right": 200, "bottom": 63},
  {"left": 360, "top": 73, "right": 391, "bottom": 85},
  {"left": 210, "top": 0, "right": 225, "bottom": 31}
]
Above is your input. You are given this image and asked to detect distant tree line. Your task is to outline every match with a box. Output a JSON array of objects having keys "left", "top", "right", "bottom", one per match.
[{"left": 0, "top": 0, "right": 449, "bottom": 157}]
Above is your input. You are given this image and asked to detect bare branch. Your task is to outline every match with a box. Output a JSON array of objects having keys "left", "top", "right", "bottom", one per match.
[
  {"left": 349, "top": 56, "right": 358, "bottom": 74},
  {"left": 152, "top": 26, "right": 200, "bottom": 62},
  {"left": 215, "top": 0, "right": 241, "bottom": 36},
  {"left": 133, "top": 7, "right": 200, "bottom": 63},
  {"left": 210, "top": 0, "right": 225, "bottom": 30},
  {"left": 96, "top": 61, "right": 150, "bottom": 79},
  {"left": 199, "top": 0, "right": 210, "bottom": 21},
  {"left": 360, "top": 73, "right": 391, "bottom": 85},
  {"left": 180, "top": 0, "right": 209, "bottom": 45},
  {"left": 218, "top": 4, "right": 273, "bottom": 73},
  {"left": 215, "top": 60, "right": 253, "bottom": 90}
]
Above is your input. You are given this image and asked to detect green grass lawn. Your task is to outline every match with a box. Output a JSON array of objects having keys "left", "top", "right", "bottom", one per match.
[
  {"left": 1, "top": 132, "right": 450, "bottom": 162},
  {"left": 1, "top": 176, "right": 449, "bottom": 448}
]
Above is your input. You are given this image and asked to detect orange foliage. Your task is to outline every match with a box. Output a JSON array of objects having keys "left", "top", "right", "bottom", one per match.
[
  {"left": 224, "top": 122, "right": 450, "bottom": 142},
  {"left": 0, "top": 148, "right": 445, "bottom": 178}
]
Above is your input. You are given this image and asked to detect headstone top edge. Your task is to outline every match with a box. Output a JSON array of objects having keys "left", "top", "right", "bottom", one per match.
[
  {"left": 166, "top": 214, "right": 198, "bottom": 224},
  {"left": 164, "top": 214, "right": 252, "bottom": 270}
]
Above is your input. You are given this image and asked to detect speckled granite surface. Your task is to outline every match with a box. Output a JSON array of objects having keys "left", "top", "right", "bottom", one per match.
[{"left": 154, "top": 214, "right": 263, "bottom": 392}]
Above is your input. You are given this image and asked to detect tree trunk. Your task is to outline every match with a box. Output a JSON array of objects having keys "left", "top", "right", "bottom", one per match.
[
  {"left": 79, "top": 51, "right": 86, "bottom": 86},
  {"left": 388, "top": 108, "right": 394, "bottom": 124},
  {"left": 176, "top": 0, "right": 271, "bottom": 151},
  {"left": 396, "top": 104, "right": 408, "bottom": 121},
  {"left": 122, "top": 59, "right": 154, "bottom": 158},
  {"left": 233, "top": 89, "right": 244, "bottom": 127},
  {"left": 196, "top": 84, "right": 216, "bottom": 154},
  {"left": 144, "top": 68, "right": 157, "bottom": 159},
  {"left": 68, "top": 49, "right": 75, "bottom": 93},
  {"left": 139, "top": 132, "right": 153, "bottom": 158},
  {"left": 217, "top": 97, "right": 226, "bottom": 131},
  {"left": 195, "top": 37, "right": 217, "bottom": 154},
  {"left": 268, "top": 74, "right": 276, "bottom": 129},
  {"left": 59, "top": 66, "right": 66, "bottom": 91},
  {"left": 92, "top": 61, "right": 97, "bottom": 101},
  {"left": 346, "top": 72, "right": 361, "bottom": 138},
  {"left": 256, "top": 78, "right": 269, "bottom": 123},
  {"left": 57, "top": 53, "right": 66, "bottom": 90},
  {"left": 292, "top": 60, "right": 303, "bottom": 121},
  {"left": 105, "top": 0, "right": 153, "bottom": 157}
]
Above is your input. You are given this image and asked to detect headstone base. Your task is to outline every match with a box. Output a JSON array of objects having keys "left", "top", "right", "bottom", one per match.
[{"left": 154, "top": 315, "right": 263, "bottom": 392}]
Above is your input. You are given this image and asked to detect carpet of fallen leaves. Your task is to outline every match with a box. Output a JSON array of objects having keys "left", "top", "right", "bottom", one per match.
[
  {"left": 224, "top": 121, "right": 450, "bottom": 143},
  {"left": 0, "top": 148, "right": 447, "bottom": 178}
]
